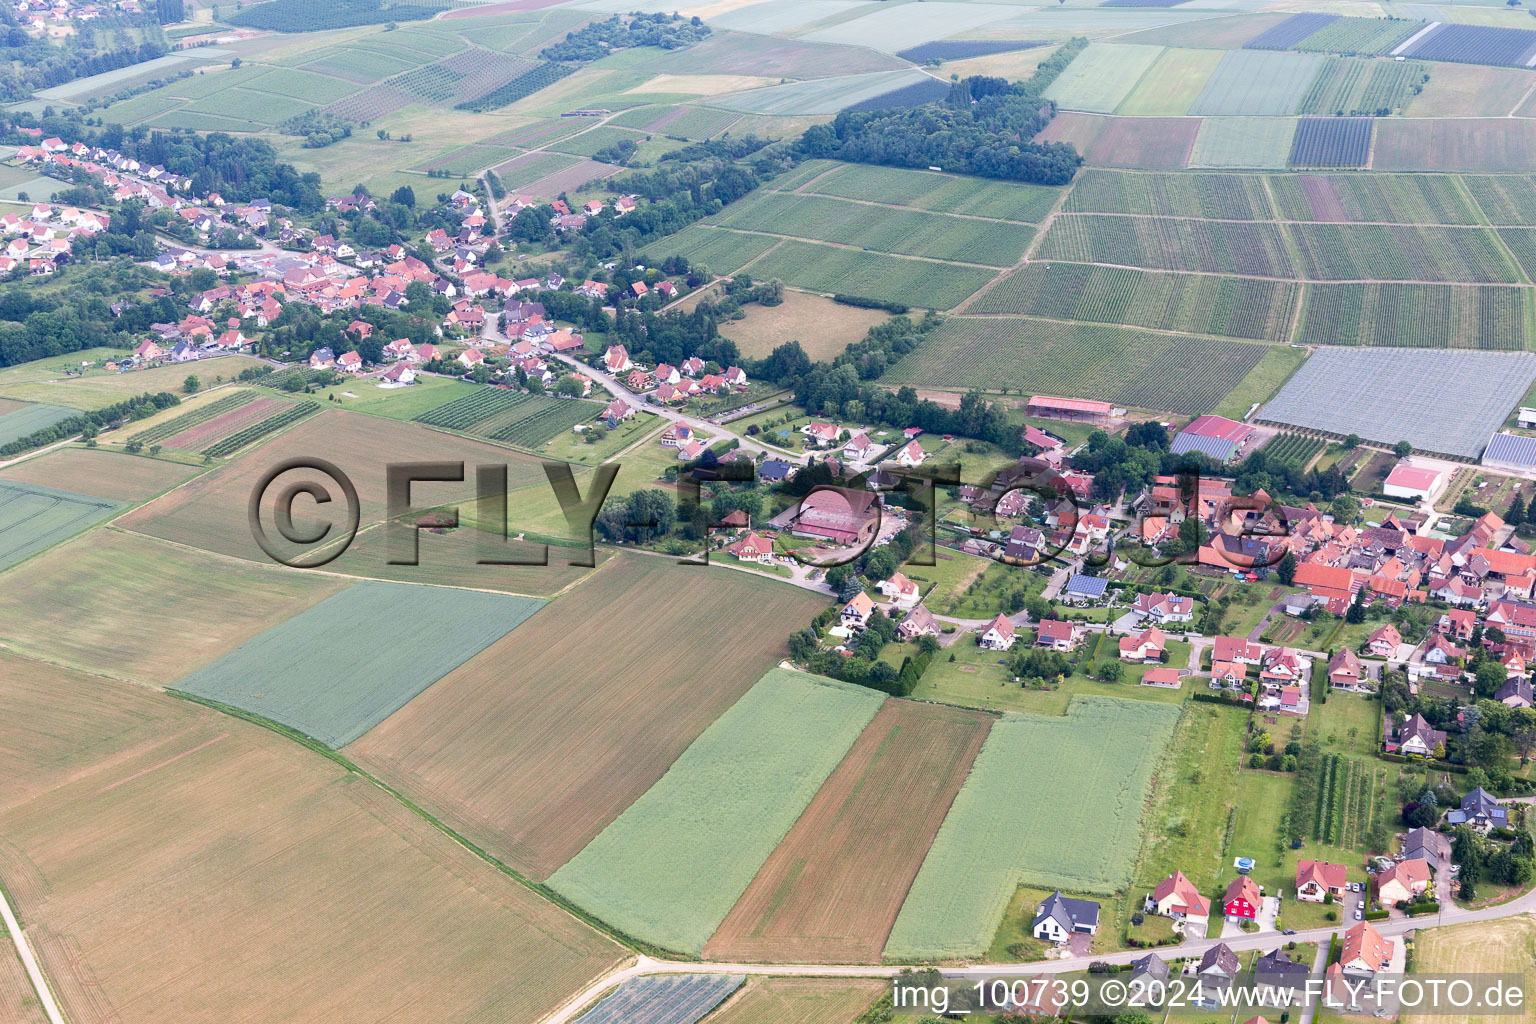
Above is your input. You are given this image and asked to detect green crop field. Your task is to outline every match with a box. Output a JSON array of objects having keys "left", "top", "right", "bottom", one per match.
[
  {"left": 185, "top": 88, "right": 317, "bottom": 126},
  {"left": 884, "top": 317, "right": 1268, "bottom": 415},
  {"left": 1043, "top": 43, "right": 1164, "bottom": 113},
  {"left": 971, "top": 263, "right": 1300, "bottom": 342},
  {"left": 1298, "top": 57, "right": 1424, "bottom": 116},
  {"left": 639, "top": 224, "right": 778, "bottom": 276},
  {"left": 799, "top": 163, "right": 1060, "bottom": 223},
  {"left": 1190, "top": 117, "right": 1298, "bottom": 169},
  {"left": 1289, "top": 224, "right": 1520, "bottom": 282},
  {"left": 1496, "top": 228, "right": 1536, "bottom": 282},
  {"left": 1190, "top": 50, "right": 1326, "bottom": 116},
  {"left": 712, "top": 192, "right": 1034, "bottom": 267},
  {"left": 551, "top": 125, "right": 651, "bottom": 159},
  {"left": 1116, "top": 47, "right": 1224, "bottom": 116},
  {"left": 743, "top": 238, "right": 998, "bottom": 310},
  {"left": 884, "top": 697, "right": 1181, "bottom": 961},
  {"left": 0, "top": 401, "right": 75, "bottom": 446},
  {"left": 1293, "top": 15, "right": 1421, "bottom": 55},
  {"left": 244, "top": 67, "right": 363, "bottom": 105},
  {"left": 1267, "top": 172, "right": 1479, "bottom": 225},
  {"left": 1037, "top": 213, "right": 1296, "bottom": 278},
  {"left": 173, "top": 581, "right": 544, "bottom": 747},
  {"left": 1063, "top": 170, "right": 1273, "bottom": 220},
  {"left": 546, "top": 669, "right": 885, "bottom": 955},
  {"left": 1296, "top": 282, "right": 1533, "bottom": 349},
  {"left": 0, "top": 480, "right": 123, "bottom": 573},
  {"left": 1463, "top": 175, "right": 1536, "bottom": 225},
  {"left": 415, "top": 387, "right": 603, "bottom": 451},
  {"left": 299, "top": 45, "right": 424, "bottom": 83}
]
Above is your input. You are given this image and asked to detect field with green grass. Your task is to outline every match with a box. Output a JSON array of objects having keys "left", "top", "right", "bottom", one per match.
[
  {"left": 173, "top": 581, "right": 543, "bottom": 747},
  {"left": 1190, "top": 117, "right": 1299, "bottom": 169},
  {"left": 1116, "top": 47, "right": 1223, "bottom": 116},
  {"left": 744, "top": 238, "right": 998, "bottom": 311},
  {"left": 1044, "top": 43, "right": 1164, "bottom": 113},
  {"left": 798, "top": 163, "right": 1061, "bottom": 223},
  {"left": 547, "top": 669, "right": 884, "bottom": 955},
  {"left": 0, "top": 480, "right": 123, "bottom": 573},
  {"left": 885, "top": 697, "right": 1181, "bottom": 961},
  {"left": 0, "top": 401, "right": 75, "bottom": 446}
]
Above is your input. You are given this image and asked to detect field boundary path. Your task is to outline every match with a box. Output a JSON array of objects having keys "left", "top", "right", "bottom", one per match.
[{"left": 0, "top": 875, "right": 66, "bottom": 1024}]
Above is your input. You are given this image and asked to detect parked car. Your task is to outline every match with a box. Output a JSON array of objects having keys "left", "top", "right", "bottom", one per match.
[
  {"left": 1354, "top": 910, "right": 1363, "bottom": 920},
  {"left": 1283, "top": 929, "right": 1296, "bottom": 935}
]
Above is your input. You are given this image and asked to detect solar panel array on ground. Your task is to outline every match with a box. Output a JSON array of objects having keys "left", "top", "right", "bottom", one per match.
[
  {"left": 1259, "top": 347, "right": 1536, "bottom": 457},
  {"left": 574, "top": 975, "right": 745, "bottom": 1024}
]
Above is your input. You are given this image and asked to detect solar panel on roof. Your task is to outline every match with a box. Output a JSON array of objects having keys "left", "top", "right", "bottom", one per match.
[{"left": 1483, "top": 431, "right": 1536, "bottom": 469}]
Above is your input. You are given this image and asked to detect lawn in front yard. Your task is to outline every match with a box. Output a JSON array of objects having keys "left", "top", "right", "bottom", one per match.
[{"left": 988, "top": 887, "right": 1126, "bottom": 962}]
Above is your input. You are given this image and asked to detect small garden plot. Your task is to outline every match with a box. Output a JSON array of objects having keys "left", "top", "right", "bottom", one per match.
[
  {"left": 972, "top": 263, "right": 1299, "bottom": 342},
  {"left": 1296, "top": 282, "right": 1532, "bottom": 350},
  {"left": 174, "top": 581, "right": 543, "bottom": 747},
  {"left": 1042, "top": 43, "right": 1164, "bottom": 113},
  {"left": 0, "top": 401, "right": 74, "bottom": 446},
  {"left": 1036, "top": 213, "right": 1296, "bottom": 278},
  {"left": 547, "top": 669, "right": 885, "bottom": 955},
  {"left": 744, "top": 238, "right": 997, "bottom": 310},
  {"left": 1289, "top": 223, "right": 1519, "bottom": 283},
  {"left": 1288, "top": 116, "right": 1373, "bottom": 169},
  {"left": 884, "top": 697, "right": 1181, "bottom": 961},
  {"left": 1244, "top": 11, "right": 1339, "bottom": 49},
  {"left": 639, "top": 224, "right": 777, "bottom": 276},
  {"left": 713, "top": 191, "right": 1033, "bottom": 267},
  {"left": 574, "top": 975, "right": 744, "bottom": 1024},
  {"left": 1063, "top": 169, "right": 1272, "bottom": 220},
  {"left": 0, "top": 481, "right": 123, "bottom": 573},
  {"left": 801, "top": 163, "right": 1059, "bottom": 223},
  {"left": 162, "top": 396, "right": 289, "bottom": 452},
  {"left": 1190, "top": 50, "right": 1327, "bottom": 116},
  {"left": 1259, "top": 346, "right": 1536, "bottom": 457},
  {"left": 1268, "top": 172, "right": 1478, "bottom": 225},
  {"left": 1190, "top": 116, "right": 1297, "bottom": 169}
]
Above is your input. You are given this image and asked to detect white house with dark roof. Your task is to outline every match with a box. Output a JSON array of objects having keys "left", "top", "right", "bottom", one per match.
[{"left": 1031, "top": 891, "right": 1099, "bottom": 943}]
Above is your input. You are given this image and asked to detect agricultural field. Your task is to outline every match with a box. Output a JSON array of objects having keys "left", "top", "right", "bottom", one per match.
[
  {"left": 126, "top": 389, "right": 259, "bottom": 446},
  {"left": 0, "top": 401, "right": 75, "bottom": 445},
  {"left": 551, "top": 125, "right": 651, "bottom": 159},
  {"left": 712, "top": 289, "right": 892, "bottom": 361},
  {"left": 711, "top": 191, "right": 1034, "bottom": 267},
  {"left": 742, "top": 238, "right": 998, "bottom": 311},
  {"left": 0, "top": 356, "right": 266, "bottom": 410},
  {"left": 547, "top": 669, "right": 885, "bottom": 955},
  {"left": 0, "top": 529, "right": 346, "bottom": 684},
  {"left": 1288, "top": 116, "right": 1374, "bottom": 169},
  {"left": 1296, "top": 282, "right": 1533, "bottom": 349},
  {"left": 1463, "top": 175, "right": 1536, "bottom": 225},
  {"left": 1063, "top": 170, "right": 1272, "bottom": 220},
  {"left": 1288, "top": 224, "right": 1520, "bottom": 283},
  {"left": 0, "top": 481, "right": 122, "bottom": 574},
  {"left": 1403, "top": 917, "right": 1536, "bottom": 1024},
  {"left": 1292, "top": 15, "right": 1423, "bottom": 55},
  {"left": 1036, "top": 214, "right": 1296, "bottom": 278},
  {"left": 574, "top": 975, "right": 744, "bottom": 1024},
  {"left": 1267, "top": 172, "right": 1480, "bottom": 224},
  {"left": 705, "top": 701, "right": 993, "bottom": 964},
  {"left": 1189, "top": 51, "right": 1327, "bottom": 116},
  {"left": 0, "top": 665, "right": 625, "bottom": 1024},
  {"left": 1263, "top": 431, "right": 1328, "bottom": 467},
  {"left": 702, "top": 977, "right": 887, "bottom": 1024},
  {"left": 1189, "top": 116, "right": 1298, "bottom": 169},
  {"left": 415, "top": 386, "right": 604, "bottom": 450},
  {"left": 1212, "top": 344, "right": 1307, "bottom": 420},
  {"left": 632, "top": 31, "right": 908, "bottom": 81},
  {"left": 174, "top": 581, "right": 542, "bottom": 747},
  {"left": 115, "top": 411, "right": 548, "bottom": 565},
  {"left": 884, "top": 698, "right": 1181, "bottom": 961},
  {"left": 1115, "top": 47, "right": 1224, "bottom": 116},
  {"left": 1496, "top": 228, "right": 1536, "bottom": 282},
  {"left": 796, "top": 162, "right": 1061, "bottom": 224},
  {"left": 639, "top": 223, "right": 779, "bottom": 276},
  {"left": 886, "top": 317, "right": 1268, "bottom": 415},
  {"left": 1037, "top": 112, "right": 1201, "bottom": 169},
  {"left": 1299, "top": 58, "right": 1427, "bottom": 117},
  {"left": 348, "top": 555, "right": 829, "bottom": 881},
  {"left": 1399, "top": 23, "right": 1536, "bottom": 68},
  {"left": 1409, "top": 63, "right": 1532, "bottom": 117},
  {"left": 1373, "top": 117, "right": 1536, "bottom": 172},
  {"left": 1042, "top": 43, "right": 1164, "bottom": 113},
  {"left": 1244, "top": 12, "right": 1345, "bottom": 50},
  {"left": 161, "top": 395, "right": 291, "bottom": 452},
  {"left": 201, "top": 401, "right": 320, "bottom": 457},
  {"left": 1259, "top": 346, "right": 1536, "bottom": 457},
  {"left": 970, "top": 263, "right": 1300, "bottom": 343}
]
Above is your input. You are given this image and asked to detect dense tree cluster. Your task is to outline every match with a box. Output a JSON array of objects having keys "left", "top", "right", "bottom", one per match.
[
  {"left": 541, "top": 12, "right": 710, "bottom": 62},
  {"left": 0, "top": 9, "right": 168, "bottom": 100},
  {"left": 0, "top": 261, "right": 193, "bottom": 367},
  {"left": 793, "top": 39, "right": 1089, "bottom": 186}
]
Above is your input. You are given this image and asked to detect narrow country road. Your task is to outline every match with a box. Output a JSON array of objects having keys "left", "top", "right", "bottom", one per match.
[{"left": 0, "top": 879, "right": 65, "bottom": 1024}]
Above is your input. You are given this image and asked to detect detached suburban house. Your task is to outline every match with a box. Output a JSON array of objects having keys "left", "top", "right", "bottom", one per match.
[
  {"left": 1340, "top": 921, "right": 1393, "bottom": 976},
  {"left": 841, "top": 592, "right": 875, "bottom": 630},
  {"left": 980, "top": 614, "right": 1016, "bottom": 651},
  {"left": 1148, "top": 870, "right": 1210, "bottom": 920},
  {"left": 1296, "top": 860, "right": 1347, "bottom": 902},
  {"left": 1392, "top": 712, "right": 1446, "bottom": 757},
  {"left": 1035, "top": 618, "right": 1085, "bottom": 652},
  {"left": 1031, "top": 891, "right": 1100, "bottom": 943},
  {"left": 1222, "top": 876, "right": 1260, "bottom": 922},
  {"left": 1448, "top": 787, "right": 1508, "bottom": 832},
  {"left": 1132, "top": 591, "right": 1195, "bottom": 624},
  {"left": 1120, "top": 627, "right": 1166, "bottom": 663},
  {"left": 1374, "top": 858, "right": 1431, "bottom": 904},
  {"left": 876, "top": 572, "right": 920, "bottom": 608},
  {"left": 1328, "top": 649, "right": 1363, "bottom": 690}
]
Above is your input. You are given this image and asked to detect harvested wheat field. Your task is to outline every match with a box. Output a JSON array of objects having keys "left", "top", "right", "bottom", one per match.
[
  {"left": 347, "top": 553, "right": 829, "bottom": 880},
  {"left": 0, "top": 936, "right": 47, "bottom": 1024},
  {"left": 706, "top": 701, "right": 994, "bottom": 963},
  {"left": 715, "top": 290, "right": 892, "bottom": 361},
  {"left": 117, "top": 409, "right": 547, "bottom": 564},
  {"left": 0, "top": 530, "right": 346, "bottom": 684},
  {"left": 0, "top": 662, "right": 625, "bottom": 1024},
  {"left": 0, "top": 653, "right": 197, "bottom": 816},
  {"left": 0, "top": 448, "right": 200, "bottom": 503},
  {"left": 1404, "top": 917, "right": 1536, "bottom": 1024},
  {"left": 705, "top": 977, "right": 887, "bottom": 1024}
]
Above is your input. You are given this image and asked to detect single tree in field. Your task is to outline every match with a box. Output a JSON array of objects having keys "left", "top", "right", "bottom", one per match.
[
  {"left": 1394, "top": 440, "right": 1413, "bottom": 457},
  {"left": 182, "top": 374, "right": 199, "bottom": 393}
]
